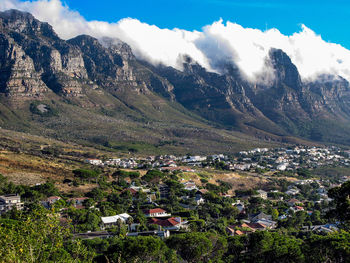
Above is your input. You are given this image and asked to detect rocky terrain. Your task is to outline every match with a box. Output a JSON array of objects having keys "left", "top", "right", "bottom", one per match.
[{"left": 1, "top": 9, "right": 350, "bottom": 153}]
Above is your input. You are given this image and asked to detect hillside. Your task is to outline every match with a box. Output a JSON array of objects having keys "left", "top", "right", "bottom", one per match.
[{"left": 0, "top": 9, "right": 350, "bottom": 154}]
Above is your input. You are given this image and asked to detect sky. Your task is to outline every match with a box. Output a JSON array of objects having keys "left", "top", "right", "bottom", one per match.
[
  {"left": 1, "top": 0, "right": 350, "bottom": 83},
  {"left": 64, "top": 0, "right": 350, "bottom": 49}
]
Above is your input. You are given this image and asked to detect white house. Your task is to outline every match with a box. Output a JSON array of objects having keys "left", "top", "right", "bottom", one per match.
[
  {"left": 101, "top": 213, "right": 132, "bottom": 229},
  {"left": 277, "top": 163, "right": 288, "bottom": 171},
  {"left": 255, "top": 190, "right": 268, "bottom": 200},
  {"left": 144, "top": 208, "right": 171, "bottom": 217},
  {"left": 183, "top": 181, "right": 198, "bottom": 191},
  {"left": 85, "top": 159, "right": 103, "bottom": 165},
  {"left": 0, "top": 194, "right": 24, "bottom": 214}
]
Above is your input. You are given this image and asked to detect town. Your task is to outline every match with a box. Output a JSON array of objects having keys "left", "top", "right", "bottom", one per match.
[
  {"left": 0, "top": 145, "right": 349, "bottom": 262},
  {"left": 85, "top": 145, "right": 350, "bottom": 173}
]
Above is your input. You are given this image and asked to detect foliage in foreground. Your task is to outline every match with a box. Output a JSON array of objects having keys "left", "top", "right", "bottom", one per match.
[{"left": 0, "top": 207, "right": 94, "bottom": 263}]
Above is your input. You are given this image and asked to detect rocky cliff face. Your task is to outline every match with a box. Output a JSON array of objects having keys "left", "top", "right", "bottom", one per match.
[
  {"left": 0, "top": 33, "right": 47, "bottom": 98},
  {"left": 0, "top": 9, "right": 88, "bottom": 97},
  {"left": 1, "top": 9, "right": 350, "bottom": 146}
]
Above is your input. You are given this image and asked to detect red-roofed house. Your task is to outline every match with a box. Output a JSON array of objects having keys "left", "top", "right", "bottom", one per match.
[
  {"left": 245, "top": 222, "right": 267, "bottom": 230},
  {"left": 226, "top": 223, "right": 263, "bottom": 236},
  {"left": 144, "top": 208, "right": 171, "bottom": 217}
]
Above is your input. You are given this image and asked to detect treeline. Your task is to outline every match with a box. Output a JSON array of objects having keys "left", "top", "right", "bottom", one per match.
[
  {"left": 1, "top": 206, "right": 349, "bottom": 263},
  {"left": 87, "top": 230, "right": 350, "bottom": 263}
]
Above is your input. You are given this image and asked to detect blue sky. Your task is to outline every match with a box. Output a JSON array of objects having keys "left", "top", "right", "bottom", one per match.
[{"left": 64, "top": 0, "right": 350, "bottom": 48}]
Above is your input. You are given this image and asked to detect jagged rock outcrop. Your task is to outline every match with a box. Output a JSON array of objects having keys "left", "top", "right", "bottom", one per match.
[
  {"left": 0, "top": 34, "right": 47, "bottom": 98},
  {"left": 0, "top": 9, "right": 88, "bottom": 97},
  {"left": 1, "top": 9, "right": 350, "bottom": 146}
]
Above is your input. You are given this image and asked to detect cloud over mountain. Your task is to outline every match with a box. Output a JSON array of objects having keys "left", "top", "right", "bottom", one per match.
[{"left": 2, "top": 0, "right": 350, "bottom": 83}]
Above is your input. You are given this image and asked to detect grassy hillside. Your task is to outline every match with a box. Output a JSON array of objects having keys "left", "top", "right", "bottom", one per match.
[{"left": 0, "top": 84, "right": 279, "bottom": 155}]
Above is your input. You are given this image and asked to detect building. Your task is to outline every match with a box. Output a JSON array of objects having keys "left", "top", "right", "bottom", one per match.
[
  {"left": 127, "top": 230, "right": 170, "bottom": 238},
  {"left": 255, "top": 190, "right": 268, "bottom": 200},
  {"left": 254, "top": 218, "right": 277, "bottom": 229},
  {"left": 85, "top": 159, "right": 103, "bottom": 165},
  {"left": 277, "top": 163, "right": 288, "bottom": 171},
  {"left": 41, "top": 196, "right": 61, "bottom": 209},
  {"left": 101, "top": 213, "right": 132, "bottom": 229},
  {"left": 150, "top": 217, "right": 187, "bottom": 231},
  {"left": 250, "top": 212, "right": 272, "bottom": 221},
  {"left": 67, "top": 197, "right": 89, "bottom": 209},
  {"left": 285, "top": 188, "right": 300, "bottom": 196},
  {"left": 0, "top": 194, "right": 24, "bottom": 214},
  {"left": 144, "top": 208, "right": 171, "bottom": 217},
  {"left": 183, "top": 181, "right": 198, "bottom": 191},
  {"left": 287, "top": 198, "right": 301, "bottom": 207}
]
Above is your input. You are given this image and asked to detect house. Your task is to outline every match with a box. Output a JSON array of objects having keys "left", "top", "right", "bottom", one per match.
[
  {"left": 244, "top": 222, "right": 268, "bottom": 231},
  {"left": 195, "top": 194, "right": 205, "bottom": 205},
  {"left": 67, "top": 197, "right": 89, "bottom": 209},
  {"left": 127, "top": 230, "right": 170, "bottom": 238},
  {"left": 234, "top": 203, "right": 245, "bottom": 213},
  {"left": 144, "top": 208, "right": 171, "bottom": 217},
  {"left": 226, "top": 226, "right": 249, "bottom": 236},
  {"left": 227, "top": 222, "right": 267, "bottom": 235},
  {"left": 85, "top": 159, "right": 103, "bottom": 165},
  {"left": 183, "top": 181, "right": 198, "bottom": 191},
  {"left": 277, "top": 163, "right": 288, "bottom": 171},
  {"left": 182, "top": 156, "right": 206, "bottom": 163},
  {"left": 0, "top": 194, "right": 24, "bottom": 214},
  {"left": 290, "top": 206, "right": 304, "bottom": 213},
  {"left": 250, "top": 212, "right": 272, "bottom": 221},
  {"left": 254, "top": 219, "right": 277, "bottom": 229},
  {"left": 255, "top": 190, "right": 268, "bottom": 200},
  {"left": 233, "top": 164, "right": 251, "bottom": 171},
  {"left": 285, "top": 188, "right": 300, "bottom": 196},
  {"left": 303, "top": 224, "right": 339, "bottom": 234},
  {"left": 101, "top": 213, "right": 132, "bottom": 229},
  {"left": 150, "top": 217, "right": 187, "bottom": 231},
  {"left": 42, "top": 196, "right": 61, "bottom": 208},
  {"left": 287, "top": 198, "right": 301, "bottom": 206}
]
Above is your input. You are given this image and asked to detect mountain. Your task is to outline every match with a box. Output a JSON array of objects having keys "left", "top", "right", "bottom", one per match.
[{"left": 0, "top": 9, "right": 349, "bottom": 153}]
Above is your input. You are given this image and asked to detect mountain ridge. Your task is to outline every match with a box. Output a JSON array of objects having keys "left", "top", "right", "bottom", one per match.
[{"left": 1, "top": 9, "right": 350, "bottom": 152}]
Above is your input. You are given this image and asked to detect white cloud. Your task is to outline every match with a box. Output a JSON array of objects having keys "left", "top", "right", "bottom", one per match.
[{"left": 1, "top": 0, "right": 350, "bottom": 83}]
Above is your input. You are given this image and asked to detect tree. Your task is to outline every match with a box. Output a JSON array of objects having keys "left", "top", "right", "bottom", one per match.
[
  {"left": 73, "top": 169, "right": 100, "bottom": 181},
  {"left": 304, "top": 231, "right": 350, "bottom": 263},
  {"left": 107, "top": 236, "right": 175, "bottom": 263},
  {"left": 166, "top": 232, "right": 213, "bottom": 263},
  {"left": 0, "top": 207, "right": 94, "bottom": 262},
  {"left": 272, "top": 208, "right": 279, "bottom": 221},
  {"left": 328, "top": 181, "right": 350, "bottom": 228},
  {"left": 142, "top": 170, "right": 164, "bottom": 183},
  {"left": 244, "top": 231, "right": 304, "bottom": 263}
]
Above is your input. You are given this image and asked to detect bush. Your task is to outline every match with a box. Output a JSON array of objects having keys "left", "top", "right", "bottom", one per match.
[{"left": 73, "top": 169, "right": 100, "bottom": 179}]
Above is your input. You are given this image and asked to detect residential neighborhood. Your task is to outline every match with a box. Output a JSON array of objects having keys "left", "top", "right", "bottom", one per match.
[{"left": 0, "top": 145, "right": 349, "bottom": 262}]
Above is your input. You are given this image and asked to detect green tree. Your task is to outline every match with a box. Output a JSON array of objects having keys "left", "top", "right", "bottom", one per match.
[
  {"left": 304, "top": 231, "right": 350, "bottom": 263},
  {"left": 0, "top": 207, "right": 94, "bottom": 262},
  {"left": 328, "top": 181, "right": 350, "bottom": 228},
  {"left": 244, "top": 231, "right": 304, "bottom": 263},
  {"left": 107, "top": 236, "right": 175, "bottom": 262},
  {"left": 166, "top": 232, "right": 213, "bottom": 263}
]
